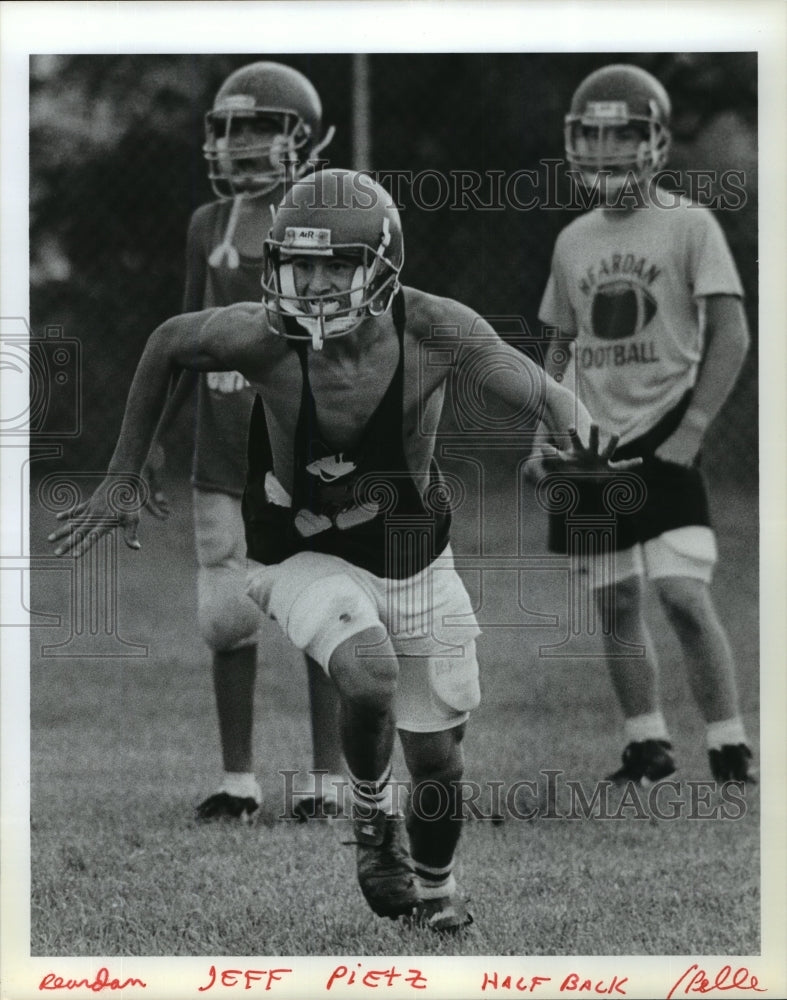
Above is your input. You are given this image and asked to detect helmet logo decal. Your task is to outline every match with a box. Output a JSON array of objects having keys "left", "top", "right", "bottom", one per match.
[
  {"left": 584, "top": 100, "right": 629, "bottom": 122},
  {"left": 283, "top": 226, "right": 332, "bottom": 250},
  {"left": 216, "top": 94, "right": 256, "bottom": 111}
]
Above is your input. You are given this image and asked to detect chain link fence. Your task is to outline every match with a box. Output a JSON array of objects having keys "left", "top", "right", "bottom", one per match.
[{"left": 29, "top": 52, "right": 758, "bottom": 486}]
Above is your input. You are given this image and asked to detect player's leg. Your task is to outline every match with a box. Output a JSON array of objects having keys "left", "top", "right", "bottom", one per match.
[
  {"left": 592, "top": 548, "right": 676, "bottom": 785},
  {"left": 399, "top": 724, "right": 473, "bottom": 933},
  {"left": 389, "top": 549, "right": 480, "bottom": 932},
  {"left": 328, "top": 626, "right": 421, "bottom": 918},
  {"left": 547, "top": 477, "right": 674, "bottom": 785},
  {"left": 247, "top": 551, "right": 418, "bottom": 917},
  {"left": 193, "top": 489, "right": 263, "bottom": 821},
  {"left": 647, "top": 527, "right": 755, "bottom": 782},
  {"left": 288, "top": 656, "right": 345, "bottom": 820}
]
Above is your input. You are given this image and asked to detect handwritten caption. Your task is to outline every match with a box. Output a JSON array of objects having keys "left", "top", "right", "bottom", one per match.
[{"left": 36, "top": 961, "right": 767, "bottom": 996}]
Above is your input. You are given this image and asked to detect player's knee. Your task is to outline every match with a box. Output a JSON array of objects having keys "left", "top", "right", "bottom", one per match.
[
  {"left": 269, "top": 570, "right": 382, "bottom": 673},
  {"left": 198, "top": 580, "right": 259, "bottom": 651},
  {"left": 329, "top": 626, "right": 399, "bottom": 709},
  {"left": 199, "top": 603, "right": 259, "bottom": 652}
]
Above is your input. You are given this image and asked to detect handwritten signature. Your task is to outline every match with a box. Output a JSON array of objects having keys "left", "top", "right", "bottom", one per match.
[
  {"left": 39, "top": 968, "right": 146, "bottom": 991},
  {"left": 666, "top": 965, "right": 766, "bottom": 999}
]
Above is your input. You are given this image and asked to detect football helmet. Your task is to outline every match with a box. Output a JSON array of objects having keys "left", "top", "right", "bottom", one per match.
[
  {"left": 565, "top": 64, "right": 672, "bottom": 185},
  {"left": 261, "top": 169, "right": 404, "bottom": 349},
  {"left": 203, "top": 61, "right": 331, "bottom": 199}
]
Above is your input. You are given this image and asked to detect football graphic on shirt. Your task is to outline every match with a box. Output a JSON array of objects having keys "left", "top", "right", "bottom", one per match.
[{"left": 591, "top": 281, "right": 657, "bottom": 340}]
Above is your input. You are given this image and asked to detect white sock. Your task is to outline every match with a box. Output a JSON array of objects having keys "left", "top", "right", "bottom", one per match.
[
  {"left": 624, "top": 711, "right": 670, "bottom": 744},
  {"left": 415, "top": 869, "right": 456, "bottom": 899},
  {"left": 220, "top": 772, "right": 261, "bottom": 800},
  {"left": 705, "top": 717, "right": 747, "bottom": 751}
]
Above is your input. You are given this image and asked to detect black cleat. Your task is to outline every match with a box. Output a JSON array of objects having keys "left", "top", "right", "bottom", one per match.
[
  {"left": 606, "top": 740, "right": 676, "bottom": 786},
  {"left": 195, "top": 791, "right": 261, "bottom": 824},
  {"left": 411, "top": 892, "right": 473, "bottom": 934},
  {"left": 290, "top": 792, "right": 343, "bottom": 823},
  {"left": 709, "top": 743, "right": 757, "bottom": 783},
  {"left": 353, "top": 808, "right": 419, "bottom": 919}
]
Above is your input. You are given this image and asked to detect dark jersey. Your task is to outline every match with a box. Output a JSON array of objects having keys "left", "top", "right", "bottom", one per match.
[
  {"left": 243, "top": 293, "right": 451, "bottom": 578},
  {"left": 184, "top": 200, "right": 262, "bottom": 496}
]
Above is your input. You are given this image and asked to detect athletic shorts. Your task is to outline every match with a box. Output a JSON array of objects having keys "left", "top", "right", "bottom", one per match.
[
  {"left": 547, "top": 401, "right": 717, "bottom": 586},
  {"left": 246, "top": 544, "right": 482, "bottom": 733}
]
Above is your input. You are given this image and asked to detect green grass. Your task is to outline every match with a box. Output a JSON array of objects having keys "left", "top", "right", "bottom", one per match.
[{"left": 28, "top": 474, "right": 760, "bottom": 958}]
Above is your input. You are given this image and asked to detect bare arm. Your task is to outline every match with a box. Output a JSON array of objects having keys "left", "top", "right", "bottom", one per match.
[
  {"left": 140, "top": 209, "right": 211, "bottom": 515},
  {"left": 443, "top": 306, "right": 629, "bottom": 472},
  {"left": 458, "top": 315, "right": 592, "bottom": 444},
  {"left": 50, "top": 304, "right": 265, "bottom": 556},
  {"left": 656, "top": 294, "right": 750, "bottom": 465}
]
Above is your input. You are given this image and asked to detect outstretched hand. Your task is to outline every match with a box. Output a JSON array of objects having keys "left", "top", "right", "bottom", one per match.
[
  {"left": 48, "top": 478, "right": 143, "bottom": 558},
  {"left": 538, "top": 424, "right": 642, "bottom": 475}
]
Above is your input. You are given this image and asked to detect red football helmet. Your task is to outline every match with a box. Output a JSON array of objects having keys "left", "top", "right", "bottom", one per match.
[
  {"left": 203, "top": 61, "right": 331, "bottom": 199},
  {"left": 565, "top": 64, "right": 672, "bottom": 183},
  {"left": 261, "top": 169, "right": 404, "bottom": 349}
]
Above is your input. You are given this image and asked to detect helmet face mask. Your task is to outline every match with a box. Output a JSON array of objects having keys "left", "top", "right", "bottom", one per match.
[
  {"left": 262, "top": 170, "right": 404, "bottom": 350},
  {"left": 203, "top": 62, "right": 328, "bottom": 200},
  {"left": 565, "top": 65, "right": 672, "bottom": 192},
  {"left": 205, "top": 106, "right": 312, "bottom": 197}
]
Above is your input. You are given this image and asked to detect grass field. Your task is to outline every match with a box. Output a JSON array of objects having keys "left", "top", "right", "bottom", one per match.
[{"left": 27, "top": 468, "right": 760, "bottom": 959}]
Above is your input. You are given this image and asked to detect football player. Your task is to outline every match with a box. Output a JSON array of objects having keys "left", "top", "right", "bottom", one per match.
[
  {"left": 538, "top": 64, "right": 755, "bottom": 785},
  {"left": 51, "top": 168, "right": 635, "bottom": 931},
  {"left": 144, "top": 61, "right": 344, "bottom": 823}
]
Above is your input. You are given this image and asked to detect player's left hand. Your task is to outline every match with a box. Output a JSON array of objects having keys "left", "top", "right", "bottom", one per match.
[
  {"left": 48, "top": 478, "right": 142, "bottom": 558},
  {"left": 539, "top": 424, "right": 642, "bottom": 475}
]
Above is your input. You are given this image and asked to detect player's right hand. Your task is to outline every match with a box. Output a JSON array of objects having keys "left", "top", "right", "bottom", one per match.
[
  {"left": 141, "top": 442, "right": 171, "bottom": 520},
  {"left": 48, "top": 478, "right": 142, "bottom": 558},
  {"left": 539, "top": 424, "right": 642, "bottom": 475}
]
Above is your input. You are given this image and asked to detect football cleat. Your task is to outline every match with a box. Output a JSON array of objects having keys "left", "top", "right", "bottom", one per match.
[
  {"left": 709, "top": 743, "right": 757, "bottom": 784},
  {"left": 195, "top": 775, "right": 262, "bottom": 824},
  {"left": 290, "top": 774, "right": 345, "bottom": 822},
  {"left": 353, "top": 808, "right": 419, "bottom": 919},
  {"left": 606, "top": 739, "right": 676, "bottom": 786},
  {"left": 195, "top": 792, "right": 261, "bottom": 824},
  {"left": 410, "top": 891, "right": 474, "bottom": 934}
]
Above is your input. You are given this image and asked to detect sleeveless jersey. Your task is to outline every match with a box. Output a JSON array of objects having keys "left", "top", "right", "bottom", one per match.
[
  {"left": 184, "top": 200, "right": 262, "bottom": 495},
  {"left": 538, "top": 196, "right": 743, "bottom": 446},
  {"left": 243, "top": 293, "right": 452, "bottom": 578}
]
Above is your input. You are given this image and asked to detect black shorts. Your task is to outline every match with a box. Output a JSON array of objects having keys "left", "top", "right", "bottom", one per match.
[{"left": 547, "top": 394, "right": 712, "bottom": 555}]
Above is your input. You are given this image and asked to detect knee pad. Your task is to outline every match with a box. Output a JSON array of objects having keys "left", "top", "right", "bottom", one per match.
[
  {"left": 198, "top": 568, "right": 261, "bottom": 651},
  {"left": 262, "top": 557, "right": 381, "bottom": 670}
]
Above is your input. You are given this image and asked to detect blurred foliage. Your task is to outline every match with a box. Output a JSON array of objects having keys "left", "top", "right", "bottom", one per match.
[{"left": 29, "top": 52, "right": 757, "bottom": 481}]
